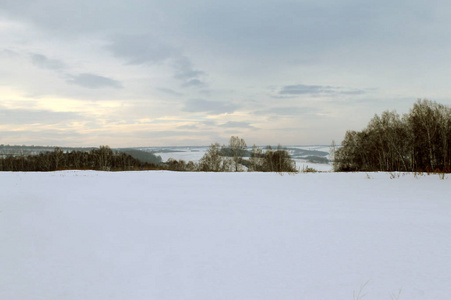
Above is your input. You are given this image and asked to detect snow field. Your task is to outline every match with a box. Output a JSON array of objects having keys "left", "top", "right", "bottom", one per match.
[{"left": 0, "top": 171, "right": 450, "bottom": 299}]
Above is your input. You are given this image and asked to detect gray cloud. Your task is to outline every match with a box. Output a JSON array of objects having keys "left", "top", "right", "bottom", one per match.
[
  {"left": 174, "top": 57, "right": 204, "bottom": 79},
  {"left": 30, "top": 53, "right": 66, "bottom": 70},
  {"left": 179, "top": 0, "right": 440, "bottom": 61},
  {"left": 129, "top": 130, "right": 217, "bottom": 139},
  {"left": 2, "top": 0, "right": 444, "bottom": 62},
  {"left": 0, "top": 49, "right": 19, "bottom": 58},
  {"left": 280, "top": 84, "right": 333, "bottom": 95},
  {"left": 182, "top": 99, "right": 239, "bottom": 114},
  {"left": 175, "top": 70, "right": 204, "bottom": 80},
  {"left": 106, "top": 34, "right": 178, "bottom": 65},
  {"left": 0, "top": 129, "right": 83, "bottom": 146},
  {"left": 254, "top": 107, "right": 316, "bottom": 116},
  {"left": 0, "top": 107, "right": 82, "bottom": 125},
  {"left": 339, "top": 89, "right": 366, "bottom": 95},
  {"left": 177, "top": 124, "right": 199, "bottom": 130},
  {"left": 66, "top": 73, "right": 123, "bottom": 89},
  {"left": 279, "top": 84, "right": 366, "bottom": 96},
  {"left": 174, "top": 57, "right": 206, "bottom": 87},
  {"left": 198, "top": 90, "right": 212, "bottom": 96},
  {"left": 107, "top": 35, "right": 207, "bottom": 87},
  {"left": 202, "top": 120, "right": 216, "bottom": 126},
  {"left": 157, "top": 88, "right": 183, "bottom": 96},
  {"left": 183, "top": 79, "right": 204, "bottom": 87},
  {"left": 0, "top": 1, "right": 174, "bottom": 36},
  {"left": 219, "top": 121, "right": 254, "bottom": 129}
]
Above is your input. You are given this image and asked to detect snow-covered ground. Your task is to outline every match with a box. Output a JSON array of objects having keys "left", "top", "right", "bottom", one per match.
[
  {"left": 1, "top": 171, "right": 450, "bottom": 300},
  {"left": 294, "top": 159, "right": 332, "bottom": 172}
]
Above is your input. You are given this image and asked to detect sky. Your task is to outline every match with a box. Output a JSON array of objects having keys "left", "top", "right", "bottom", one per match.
[{"left": 1, "top": 0, "right": 451, "bottom": 147}]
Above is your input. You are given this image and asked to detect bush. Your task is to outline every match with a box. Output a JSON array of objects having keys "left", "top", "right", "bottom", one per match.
[
  {"left": 301, "top": 166, "right": 317, "bottom": 173},
  {"left": 249, "top": 145, "right": 297, "bottom": 173}
]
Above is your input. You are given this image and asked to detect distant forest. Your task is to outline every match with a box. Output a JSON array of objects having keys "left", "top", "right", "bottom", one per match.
[
  {"left": 334, "top": 99, "right": 451, "bottom": 172},
  {"left": 0, "top": 137, "right": 297, "bottom": 173},
  {"left": 0, "top": 146, "right": 163, "bottom": 172}
]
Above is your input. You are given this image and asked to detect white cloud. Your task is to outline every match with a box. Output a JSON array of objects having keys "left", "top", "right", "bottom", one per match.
[{"left": 182, "top": 99, "right": 239, "bottom": 114}]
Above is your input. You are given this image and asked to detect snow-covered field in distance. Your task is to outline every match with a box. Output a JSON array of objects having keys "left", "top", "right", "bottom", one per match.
[
  {"left": 1, "top": 171, "right": 450, "bottom": 300},
  {"left": 140, "top": 145, "right": 333, "bottom": 172}
]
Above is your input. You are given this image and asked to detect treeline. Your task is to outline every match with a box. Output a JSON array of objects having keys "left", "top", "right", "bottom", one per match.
[
  {"left": 0, "top": 146, "right": 163, "bottom": 171},
  {"left": 0, "top": 144, "right": 96, "bottom": 156},
  {"left": 0, "top": 137, "right": 297, "bottom": 173},
  {"left": 119, "top": 148, "right": 163, "bottom": 165},
  {"left": 166, "top": 136, "right": 297, "bottom": 172},
  {"left": 334, "top": 99, "right": 451, "bottom": 172}
]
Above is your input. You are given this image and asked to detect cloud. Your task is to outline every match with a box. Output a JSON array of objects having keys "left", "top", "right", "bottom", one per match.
[
  {"left": 254, "top": 106, "right": 316, "bottom": 116},
  {"left": 175, "top": 70, "right": 204, "bottom": 80},
  {"left": 174, "top": 57, "right": 206, "bottom": 87},
  {"left": 0, "top": 107, "right": 82, "bottom": 125},
  {"left": 339, "top": 89, "right": 366, "bottom": 95},
  {"left": 183, "top": 79, "right": 204, "bottom": 87},
  {"left": 30, "top": 53, "right": 66, "bottom": 70},
  {"left": 128, "top": 130, "right": 216, "bottom": 139},
  {"left": 0, "top": 129, "right": 83, "bottom": 146},
  {"left": 279, "top": 84, "right": 365, "bottom": 96},
  {"left": 198, "top": 90, "right": 212, "bottom": 96},
  {"left": 279, "top": 84, "right": 333, "bottom": 95},
  {"left": 174, "top": 57, "right": 204, "bottom": 79},
  {"left": 182, "top": 99, "right": 239, "bottom": 114},
  {"left": 66, "top": 73, "right": 123, "bottom": 89},
  {"left": 157, "top": 88, "right": 183, "bottom": 96},
  {"left": 177, "top": 124, "right": 198, "bottom": 130},
  {"left": 202, "top": 120, "right": 216, "bottom": 126},
  {"left": 106, "top": 35, "right": 207, "bottom": 87},
  {"left": 219, "top": 121, "right": 254, "bottom": 129},
  {"left": 0, "top": 49, "right": 19, "bottom": 58},
  {"left": 106, "top": 34, "right": 178, "bottom": 65}
]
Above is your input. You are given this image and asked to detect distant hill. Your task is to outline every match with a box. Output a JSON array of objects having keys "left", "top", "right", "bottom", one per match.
[
  {"left": 0, "top": 145, "right": 163, "bottom": 165},
  {"left": 285, "top": 147, "right": 329, "bottom": 158}
]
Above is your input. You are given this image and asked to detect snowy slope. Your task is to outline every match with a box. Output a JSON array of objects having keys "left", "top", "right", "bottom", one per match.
[{"left": 1, "top": 171, "right": 450, "bottom": 300}]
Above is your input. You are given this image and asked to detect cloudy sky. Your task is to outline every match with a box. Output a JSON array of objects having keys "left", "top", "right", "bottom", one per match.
[{"left": 1, "top": 0, "right": 451, "bottom": 147}]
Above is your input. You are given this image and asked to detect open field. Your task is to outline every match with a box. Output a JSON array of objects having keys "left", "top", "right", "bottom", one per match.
[{"left": 1, "top": 171, "right": 450, "bottom": 299}]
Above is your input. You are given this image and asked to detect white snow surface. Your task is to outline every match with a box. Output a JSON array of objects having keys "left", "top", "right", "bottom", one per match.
[{"left": 1, "top": 171, "right": 450, "bottom": 300}]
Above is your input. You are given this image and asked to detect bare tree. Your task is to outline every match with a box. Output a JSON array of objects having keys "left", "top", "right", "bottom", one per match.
[
  {"left": 249, "top": 145, "right": 263, "bottom": 171},
  {"left": 335, "top": 99, "right": 451, "bottom": 172},
  {"left": 199, "top": 143, "right": 224, "bottom": 171},
  {"left": 329, "top": 140, "right": 336, "bottom": 163},
  {"left": 229, "top": 136, "right": 247, "bottom": 172}
]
